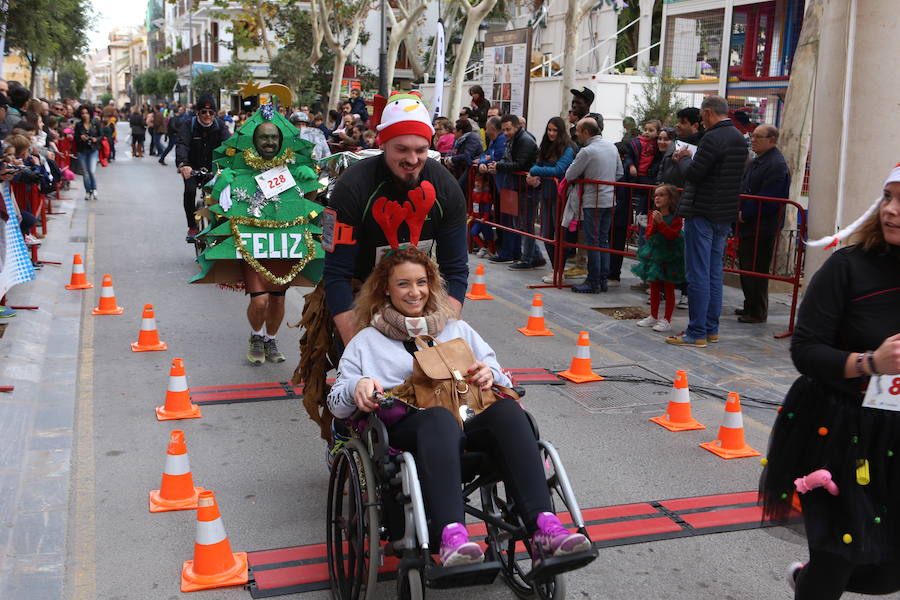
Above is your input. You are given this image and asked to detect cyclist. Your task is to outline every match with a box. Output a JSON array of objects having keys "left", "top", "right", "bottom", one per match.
[{"left": 175, "top": 95, "right": 230, "bottom": 241}]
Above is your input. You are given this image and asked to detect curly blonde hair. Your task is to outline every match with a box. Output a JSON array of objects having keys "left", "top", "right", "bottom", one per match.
[{"left": 353, "top": 246, "right": 456, "bottom": 331}]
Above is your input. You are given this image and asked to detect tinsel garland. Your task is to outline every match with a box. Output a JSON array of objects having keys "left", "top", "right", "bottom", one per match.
[
  {"left": 242, "top": 147, "right": 296, "bottom": 170},
  {"left": 229, "top": 213, "right": 319, "bottom": 285}
]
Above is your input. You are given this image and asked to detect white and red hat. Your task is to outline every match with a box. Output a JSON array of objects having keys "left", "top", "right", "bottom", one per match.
[
  {"left": 807, "top": 162, "right": 900, "bottom": 248},
  {"left": 370, "top": 91, "right": 434, "bottom": 145}
]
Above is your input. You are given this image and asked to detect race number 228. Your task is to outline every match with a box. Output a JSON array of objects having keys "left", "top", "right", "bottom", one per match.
[{"left": 267, "top": 174, "right": 287, "bottom": 188}]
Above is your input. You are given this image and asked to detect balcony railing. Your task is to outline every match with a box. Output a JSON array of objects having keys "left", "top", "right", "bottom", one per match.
[{"left": 171, "top": 44, "right": 202, "bottom": 69}]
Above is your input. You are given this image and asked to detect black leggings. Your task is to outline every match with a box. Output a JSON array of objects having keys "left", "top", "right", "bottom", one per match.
[
  {"left": 795, "top": 550, "right": 900, "bottom": 599},
  {"left": 387, "top": 396, "right": 552, "bottom": 536},
  {"left": 183, "top": 176, "right": 199, "bottom": 229}
]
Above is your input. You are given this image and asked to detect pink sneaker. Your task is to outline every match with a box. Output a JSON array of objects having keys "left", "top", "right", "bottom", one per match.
[
  {"left": 439, "top": 523, "right": 484, "bottom": 567},
  {"left": 532, "top": 512, "right": 590, "bottom": 559}
]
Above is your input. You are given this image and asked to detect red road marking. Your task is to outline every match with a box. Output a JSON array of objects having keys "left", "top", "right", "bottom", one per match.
[
  {"left": 680, "top": 506, "right": 764, "bottom": 529},
  {"left": 658, "top": 491, "right": 758, "bottom": 511},
  {"left": 247, "top": 491, "right": 775, "bottom": 597}
]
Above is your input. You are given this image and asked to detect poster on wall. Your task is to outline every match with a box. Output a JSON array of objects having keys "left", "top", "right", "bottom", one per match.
[{"left": 482, "top": 28, "right": 531, "bottom": 120}]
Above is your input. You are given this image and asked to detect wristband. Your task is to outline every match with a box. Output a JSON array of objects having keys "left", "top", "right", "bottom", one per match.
[
  {"left": 855, "top": 353, "right": 866, "bottom": 376},
  {"left": 867, "top": 351, "right": 880, "bottom": 376}
]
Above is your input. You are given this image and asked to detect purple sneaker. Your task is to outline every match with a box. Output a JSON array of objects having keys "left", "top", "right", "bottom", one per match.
[
  {"left": 439, "top": 523, "right": 484, "bottom": 567},
  {"left": 532, "top": 512, "right": 591, "bottom": 559}
]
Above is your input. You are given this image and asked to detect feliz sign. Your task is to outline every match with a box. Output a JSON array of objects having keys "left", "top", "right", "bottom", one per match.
[{"left": 236, "top": 232, "right": 308, "bottom": 259}]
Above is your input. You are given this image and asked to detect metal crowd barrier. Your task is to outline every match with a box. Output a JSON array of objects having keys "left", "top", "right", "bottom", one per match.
[{"left": 466, "top": 167, "right": 806, "bottom": 339}]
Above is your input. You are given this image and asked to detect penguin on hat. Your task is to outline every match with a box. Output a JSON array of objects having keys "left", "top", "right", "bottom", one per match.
[{"left": 370, "top": 91, "right": 435, "bottom": 145}]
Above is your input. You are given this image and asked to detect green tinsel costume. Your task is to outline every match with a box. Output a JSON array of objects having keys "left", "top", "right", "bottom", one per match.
[
  {"left": 190, "top": 104, "right": 325, "bottom": 288},
  {"left": 630, "top": 214, "right": 686, "bottom": 285}
]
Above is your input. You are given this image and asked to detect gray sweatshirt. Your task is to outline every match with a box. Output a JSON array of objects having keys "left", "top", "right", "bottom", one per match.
[{"left": 327, "top": 319, "right": 512, "bottom": 419}]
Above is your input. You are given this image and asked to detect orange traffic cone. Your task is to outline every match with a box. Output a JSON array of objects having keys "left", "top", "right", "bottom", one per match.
[
  {"left": 181, "top": 490, "right": 248, "bottom": 592},
  {"left": 64, "top": 254, "right": 93, "bottom": 290},
  {"left": 558, "top": 331, "right": 604, "bottom": 383},
  {"left": 149, "top": 430, "right": 203, "bottom": 512},
  {"left": 156, "top": 358, "right": 202, "bottom": 421},
  {"left": 699, "top": 392, "right": 760, "bottom": 459},
  {"left": 650, "top": 370, "right": 705, "bottom": 431},
  {"left": 131, "top": 304, "right": 168, "bottom": 352},
  {"left": 91, "top": 274, "right": 124, "bottom": 315},
  {"left": 518, "top": 293, "right": 553, "bottom": 336},
  {"left": 465, "top": 264, "right": 494, "bottom": 300}
]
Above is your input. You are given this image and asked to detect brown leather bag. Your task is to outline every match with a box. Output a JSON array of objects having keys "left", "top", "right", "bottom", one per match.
[{"left": 409, "top": 336, "right": 517, "bottom": 428}]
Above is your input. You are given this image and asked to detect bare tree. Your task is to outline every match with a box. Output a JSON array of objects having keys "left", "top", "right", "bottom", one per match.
[
  {"left": 318, "top": 0, "right": 372, "bottom": 111},
  {"left": 446, "top": 0, "right": 498, "bottom": 120},
  {"left": 385, "top": 0, "right": 428, "bottom": 89},
  {"left": 308, "top": 0, "right": 325, "bottom": 65},
  {"left": 560, "top": 0, "right": 624, "bottom": 117}
]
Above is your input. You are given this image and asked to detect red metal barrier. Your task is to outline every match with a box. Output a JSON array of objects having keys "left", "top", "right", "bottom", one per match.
[
  {"left": 467, "top": 169, "right": 806, "bottom": 339},
  {"left": 465, "top": 166, "right": 567, "bottom": 286}
]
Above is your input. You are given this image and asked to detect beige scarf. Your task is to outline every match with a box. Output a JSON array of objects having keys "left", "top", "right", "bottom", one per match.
[{"left": 371, "top": 303, "right": 448, "bottom": 341}]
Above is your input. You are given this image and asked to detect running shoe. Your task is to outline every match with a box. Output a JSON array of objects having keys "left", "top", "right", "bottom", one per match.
[
  {"left": 532, "top": 512, "right": 591, "bottom": 559},
  {"left": 636, "top": 316, "right": 658, "bottom": 328},
  {"left": 677, "top": 294, "right": 688, "bottom": 309},
  {"left": 247, "top": 334, "right": 266, "bottom": 364},
  {"left": 0, "top": 305, "right": 16, "bottom": 318},
  {"left": 264, "top": 338, "right": 286, "bottom": 363},
  {"left": 23, "top": 234, "right": 42, "bottom": 246},
  {"left": 652, "top": 318, "right": 672, "bottom": 332},
  {"left": 439, "top": 523, "right": 484, "bottom": 567},
  {"left": 665, "top": 333, "right": 707, "bottom": 347}
]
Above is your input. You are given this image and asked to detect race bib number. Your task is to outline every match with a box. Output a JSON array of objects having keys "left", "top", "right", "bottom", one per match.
[
  {"left": 862, "top": 376, "right": 900, "bottom": 412},
  {"left": 236, "top": 232, "right": 307, "bottom": 259},
  {"left": 255, "top": 165, "right": 296, "bottom": 199}
]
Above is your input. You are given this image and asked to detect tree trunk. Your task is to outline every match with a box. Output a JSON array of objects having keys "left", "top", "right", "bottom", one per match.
[
  {"left": 29, "top": 59, "right": 37, "bottom": 94},
  {"left": 385, "top": 1, "right": 426, "bottom": 89},
  {"left": 447, "top": 0, "right": 497, "bottom": 120},
  {"left": 329, "top": 50, "right": 348, "bottom": 112},
  {"left": 385, "top": 35, "right": 401, "bottom": 91},
  {"left": 561, "top": 0, "right": 586, "bottom": 118},
  {"left": 256, "top": 7, "right": 274, "bottom": 63},
  {"left": 405, "top": 29, "right": 426, "bottom": 79},
  {"left": 636, "top": 0, "right": 655, "bottom": 71},
  {"left": 309, "top": 0, "right": 324, "bottom": 65}
]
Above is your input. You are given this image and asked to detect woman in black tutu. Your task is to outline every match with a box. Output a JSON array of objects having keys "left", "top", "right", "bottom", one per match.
[{"left": 761, "top": 163, "right": 900, "bottom": 598}]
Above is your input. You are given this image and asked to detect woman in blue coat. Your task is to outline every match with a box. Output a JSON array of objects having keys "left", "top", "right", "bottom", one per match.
[{"left": 517, "top": 116, "right": 576, "bottom": 270}]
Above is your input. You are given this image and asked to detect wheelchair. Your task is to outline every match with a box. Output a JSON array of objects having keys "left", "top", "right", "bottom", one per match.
[{"left": 326, "top": 392, "right": 597, "bottom": 599}]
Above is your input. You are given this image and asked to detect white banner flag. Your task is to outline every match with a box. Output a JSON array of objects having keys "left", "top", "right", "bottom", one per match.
[{"left": 432, "top": 20, "right": 445, "bottom": 120}]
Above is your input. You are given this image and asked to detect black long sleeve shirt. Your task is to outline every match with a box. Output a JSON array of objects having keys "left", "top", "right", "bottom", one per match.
[
  {"left": 790, "top": 245, "right": 900, "bottom": 397},
  {"left": 323, "top": 154, "right": 469, "bottom": 316}
]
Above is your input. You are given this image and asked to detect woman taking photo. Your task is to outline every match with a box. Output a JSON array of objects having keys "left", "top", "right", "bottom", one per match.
[
  {"left": 327, "top": 247, "right": 589, "bottom": 567},
  {"left": 74, "top": 105, "right": 102, "bottom": 201},
  {"left": 761, "top": 163, "right": 900, "bottom": 599}
]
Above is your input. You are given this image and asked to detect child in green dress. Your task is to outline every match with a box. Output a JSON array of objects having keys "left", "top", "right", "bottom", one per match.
[{"left": 632, "top": 184, "right": 685, "bottom": 332}]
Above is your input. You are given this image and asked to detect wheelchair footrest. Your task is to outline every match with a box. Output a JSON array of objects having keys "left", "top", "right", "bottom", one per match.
[
  {"left": 528, "top": 549, "right": 598, "bottom": 582},
  {"left": 424, "top": 560, "right": 501, "bottom": 589}
]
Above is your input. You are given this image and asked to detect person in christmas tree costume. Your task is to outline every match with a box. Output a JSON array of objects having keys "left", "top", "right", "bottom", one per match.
[{"left": 191, "top": 101, "right": 324, "bottom": 364}]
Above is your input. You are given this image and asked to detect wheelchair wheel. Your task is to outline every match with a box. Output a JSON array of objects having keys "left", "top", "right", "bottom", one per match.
[
  {"left": 396, "top": 567, "right": 424, "bottom": 600},
  {"left": 327, "top": 439, "right": 379, "bottom": 600},
  {"left": 483, "top": 484, "right": 566, "bottom": 600}
]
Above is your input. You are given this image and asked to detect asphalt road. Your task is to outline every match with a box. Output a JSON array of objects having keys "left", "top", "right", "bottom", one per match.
[{"left": 65, "top": 131, "right": 874, "bottom": 600}]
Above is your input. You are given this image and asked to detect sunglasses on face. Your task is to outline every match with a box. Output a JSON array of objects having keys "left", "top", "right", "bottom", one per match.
[{"left": 198, "top": 109, "right": 216, "bottom": 115}]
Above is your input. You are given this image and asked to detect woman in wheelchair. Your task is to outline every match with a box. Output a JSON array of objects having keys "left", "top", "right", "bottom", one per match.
[{"left": 327, "top": 246, "right": 590, "bottom": 568}]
